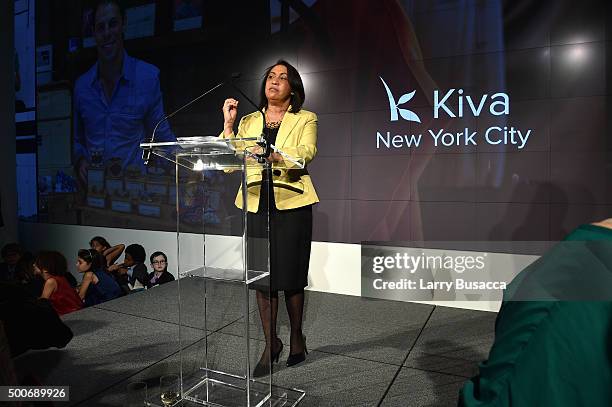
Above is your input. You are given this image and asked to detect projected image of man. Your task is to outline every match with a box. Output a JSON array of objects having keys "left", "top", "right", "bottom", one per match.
[{"left": 73, "top": 0, "right": 174, "bottom": 187}]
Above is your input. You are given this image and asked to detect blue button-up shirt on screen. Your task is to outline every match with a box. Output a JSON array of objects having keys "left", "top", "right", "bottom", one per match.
[{"left": 73, "top": 52, "right": 174, "bottom": 172}]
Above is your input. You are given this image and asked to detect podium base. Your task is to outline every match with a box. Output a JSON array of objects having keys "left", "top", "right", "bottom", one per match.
[{"left": 148, "top": 368, "right": 305, "bottom": 407}]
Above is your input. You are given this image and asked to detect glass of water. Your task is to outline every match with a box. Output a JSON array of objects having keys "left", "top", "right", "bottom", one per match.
[{"left": 159, "top": 374, "right": 180, "bottom": 406}]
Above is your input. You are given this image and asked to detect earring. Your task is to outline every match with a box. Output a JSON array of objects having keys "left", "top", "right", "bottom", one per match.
[{"left": 291, "top": 92, "right": 295, "bottom": 95}]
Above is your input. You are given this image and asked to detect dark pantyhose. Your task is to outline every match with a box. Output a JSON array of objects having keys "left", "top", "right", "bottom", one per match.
[{"left": 255, "top": 288, "right": 305, "bottom": 367}]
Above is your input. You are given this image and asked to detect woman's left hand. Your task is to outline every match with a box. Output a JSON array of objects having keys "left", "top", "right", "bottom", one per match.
[
  {"left": 247, "top": 146, "right": 282, "bottom": 163},
  {"left": 268, "top": 152, "right": 282, "bottom": 162}
]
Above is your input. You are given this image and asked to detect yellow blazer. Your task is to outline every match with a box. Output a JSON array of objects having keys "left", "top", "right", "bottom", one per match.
[{"left": 220, "top": 109, "right": 320, "bottom": 212}]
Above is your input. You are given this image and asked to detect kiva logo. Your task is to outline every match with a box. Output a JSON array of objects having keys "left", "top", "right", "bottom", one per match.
[
  {"left": 380, "top": 76, "right": 510, "bottom": 122},
  {"left": 379, "top": 77, "right": 421, "bottom": 123},
  {"left": 376, "top": 75, "right": 530, "bottom": 150}
]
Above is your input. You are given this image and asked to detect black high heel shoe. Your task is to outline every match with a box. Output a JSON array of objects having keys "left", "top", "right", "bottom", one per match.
[
  {"left": 286, "top": 335, "right": 308, "bottom": 367},
  {"left": 253, "top": 338, "right": 283, "bottom": 378}
]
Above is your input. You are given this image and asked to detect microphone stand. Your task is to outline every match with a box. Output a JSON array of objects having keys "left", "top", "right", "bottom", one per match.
[
  {"left": 142, "top": 82, "right": 225, "bottom": 165},
  {"left": 142, "top": 75, "right": 271, "bottom": 165},
  {"left": 225, "top": 77, "right": 270, "bottom": 164}
]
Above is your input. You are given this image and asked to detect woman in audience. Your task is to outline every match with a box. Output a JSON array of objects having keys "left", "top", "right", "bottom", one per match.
[
  {"left": 89, "top": 236, "right": 125, "bottom": 267},
  {"left": 36, "top": 251, "right": 83, "bottom": 315},
  {"left": 148, "top": 251, "right": 175, "bottom": 286},
  {"left": 76, "top": 249, "right": 122, "bottom": 306}
]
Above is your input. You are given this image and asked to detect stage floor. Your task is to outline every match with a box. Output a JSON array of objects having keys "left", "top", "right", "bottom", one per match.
[{"left": 13, "top": 279, "right": 496, "bottom": 406}]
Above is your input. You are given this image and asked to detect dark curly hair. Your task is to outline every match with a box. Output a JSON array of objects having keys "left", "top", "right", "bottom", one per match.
[{"left": 125, "top": 244, "right": 146, "bottom": 264}]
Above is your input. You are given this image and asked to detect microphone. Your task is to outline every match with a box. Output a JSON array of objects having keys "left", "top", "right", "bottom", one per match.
[
  {"left": 142, "top": 73, "right": 270, "bottom": 165},
  {"left": 142, "top": 81, "right": 225, "bottom": 164}
]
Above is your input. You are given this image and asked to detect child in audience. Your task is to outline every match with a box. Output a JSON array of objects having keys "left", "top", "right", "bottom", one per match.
[
  {"left": 36, "top": 251, "right": 83, "bottom": 315},
  {"left": 109, "top": 244, "right": 150, "bottom": 292},
  {"left": 90, "top": 236, "right": 125, "bottom": 267},
  {"left": 76, "top": 249, "right": 122, "bottom": 307},
  {"left": 148, "top": 251, "right": 175, "bottom": 286}
]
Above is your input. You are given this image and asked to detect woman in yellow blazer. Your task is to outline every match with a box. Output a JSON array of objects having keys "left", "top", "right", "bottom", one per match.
[{"left": 221, "top": 60, "right": 318, "bottom": 376}]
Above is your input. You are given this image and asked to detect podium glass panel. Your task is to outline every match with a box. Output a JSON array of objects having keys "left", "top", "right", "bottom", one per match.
[{"left": 141, "top": 138, "right": 306, "bottom": 407}]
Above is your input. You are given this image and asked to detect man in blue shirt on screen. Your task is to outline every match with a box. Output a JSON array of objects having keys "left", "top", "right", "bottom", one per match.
[{"left": 73, "top": 0, "right": 173, "bottom": 187}]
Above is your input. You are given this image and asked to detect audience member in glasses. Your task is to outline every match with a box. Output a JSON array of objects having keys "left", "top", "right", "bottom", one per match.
[
  {"left": 90, "top": 236, "right": 125, "bottom": 267},
  {"left": 109, "top": 244, "right": 151, "bottom": 292},
  {"left": 36, "top": 251, "right": 83, "bottom": 315},
  {"left": 76, "top": 249, "right": 122, "bottom": 307},
  {"left": 148, "top": 251, "right": 175, "bottom": 286}
]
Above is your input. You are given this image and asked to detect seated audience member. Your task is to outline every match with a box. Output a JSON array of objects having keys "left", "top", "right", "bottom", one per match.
[
  {"left": 109, "top": 244, "right": 150, "bottom": 292},
  {"left": 0, "top": 243, "right": 23, "bottom": 281},
  {"left": 14, "top": 252, "right": 44, "bottom": 298},
  {"left": 149, "top": 251, "right": 175, "bottom": 286},
  {"left": 459, "top": 220, "right": 612, "bottom": 406},
  {"left": 76, "top": 249, "right": 122, "bottom": 307},
  {"left": 0, "top": 283, "right": 73, "bottom": 357},
  {"left": 90, "top": 236, "right": 125, "bottom": 267},
  {"left": 36, "top": 251, "right": 83, "bottom": 316}
]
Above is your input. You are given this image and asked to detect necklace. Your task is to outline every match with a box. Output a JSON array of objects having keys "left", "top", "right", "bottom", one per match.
[
  {"left": 265, "top": 107, "right": 287, "bottom": 129},
  {"left": 265, "top": 120, "right": 282, "bottom": 129}
]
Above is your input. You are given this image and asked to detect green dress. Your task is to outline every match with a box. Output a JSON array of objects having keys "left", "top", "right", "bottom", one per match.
[{"left": 459, "top": 224, "right": 612, "bottom": 406}]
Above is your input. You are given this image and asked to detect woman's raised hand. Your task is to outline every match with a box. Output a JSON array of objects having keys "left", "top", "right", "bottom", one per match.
[{"left": 223, "top": 98, "right": 239, "bottom": 127}]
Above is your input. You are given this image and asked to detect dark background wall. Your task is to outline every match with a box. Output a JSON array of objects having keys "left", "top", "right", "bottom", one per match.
[
  {"left": 1, "top": 0, "right": 17, "bottom": 246},
  {"left": 22, "top": 0, "right": 612, "bottom": 246}
]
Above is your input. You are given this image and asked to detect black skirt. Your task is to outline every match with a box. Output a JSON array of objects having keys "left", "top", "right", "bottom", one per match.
[{"left": 247, "top": 169, "right": 313, "bottom": 291}]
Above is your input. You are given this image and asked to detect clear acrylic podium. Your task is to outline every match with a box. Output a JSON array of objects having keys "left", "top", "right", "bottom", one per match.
[{"left": 140, "top": 136, "right": 306, "bottom": 407}]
